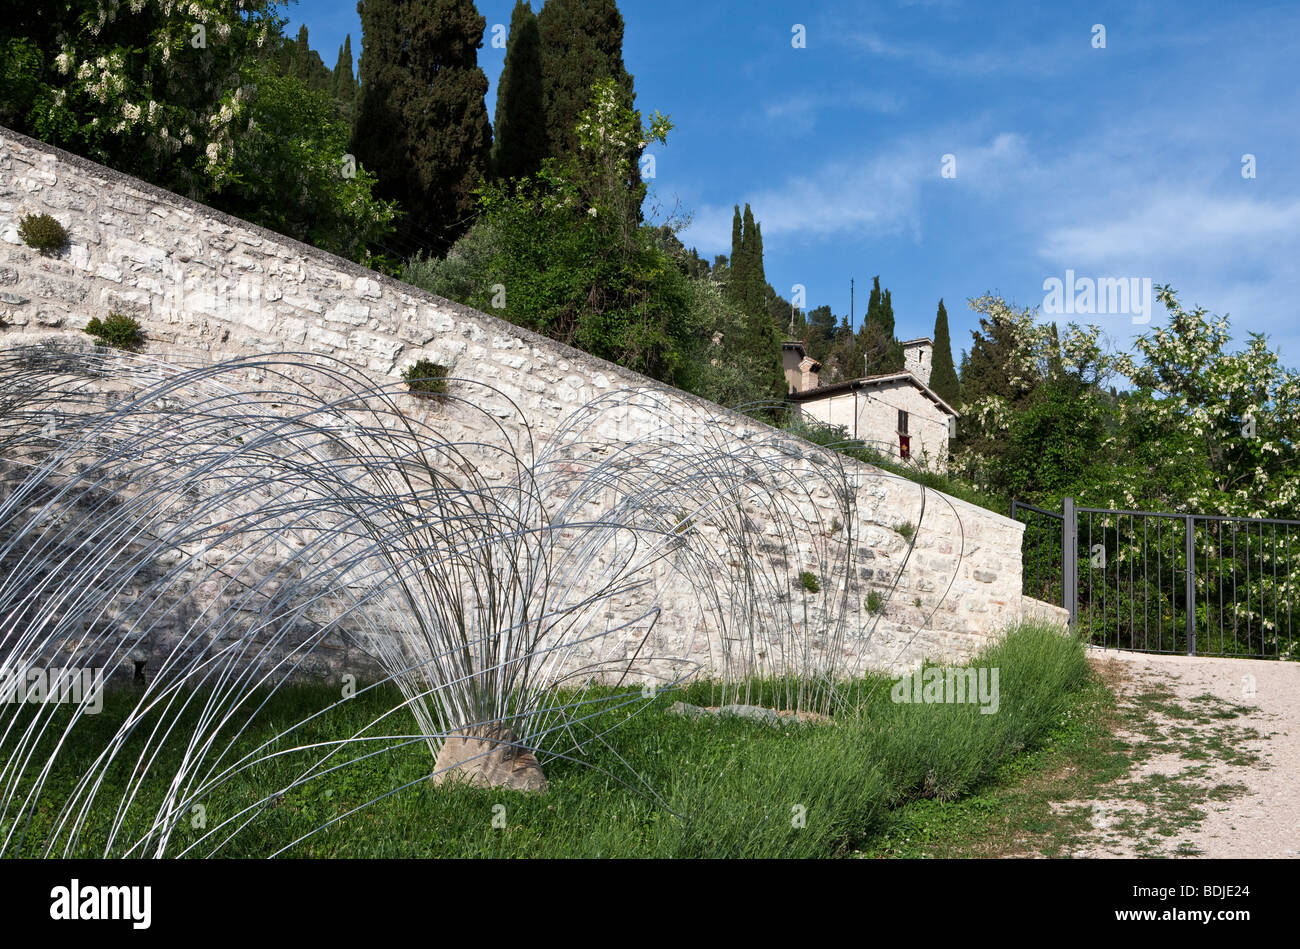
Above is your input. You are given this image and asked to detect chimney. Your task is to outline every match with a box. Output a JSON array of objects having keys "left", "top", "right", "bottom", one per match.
[{"left": 782, "top": 341, "right": 820, "bottom": 393}]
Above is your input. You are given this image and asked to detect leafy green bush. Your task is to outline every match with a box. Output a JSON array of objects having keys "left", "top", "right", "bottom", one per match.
[
  {"left": 18, "top": 212, "right": 68, "bottom": 254},
  {"left": 799, "top": 571, "right": 820, "bottom": 593},
  {"left": 84, "top": 313, "right": 144, "bottom": 351},
  {"left": 866, "top": 590, "right": 885, "bottom": 614},
  {"left": 218, "top": 66, "right": 397, "bottom": 263},
  {"left": 894, "top": 521, "right": 915, "bottom": 541},
  {"left": 865, "top": 622, "right": 1089, "bottom": 804},
  {"left": 402, "top": 359, "right": 450, "bottom": 397}
]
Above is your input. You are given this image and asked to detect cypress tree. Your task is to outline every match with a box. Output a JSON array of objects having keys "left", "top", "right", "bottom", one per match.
[
  {"left": 331, "top": 35, "right": 358, "bottom": 121},
  {"left": 857, "top": 277, "right": 884, "bottom": 375},
  {"left": 880, "top": 287, "right": 895, "bottom": 339},
  {"left": 744, "top": 209, "right": 765, "bottom": 316},
  {"left": 755, "top": 223, "right": 767, "bottom": 319},
  {"left": 727, "top": 205, "right": 745, "bottom": 308},
  {"left": 492, "top": 2, "right": 547, "bottom": 182},
  {"left": 929, "top": 298, "right": 961, "bottom": 406},
  {"left": 286, "top": 25, "right": 332, "bottom": 92},
  {"left": 294, "top": 26, "right": 312, "bottom": 79},
  {"left": 354, "top": 0, "right": 493, "bottom": 256},
  {"left": 858, "top": 277, "right": 904, "bottom": 375},
  {"left": 865, "top": 277, "right": 882, "bottom": 330},
  {"left": 740, "top": 210, "right": 782, "bottom": 394},
  {"left": 537, "top": 0, "right": 634, "bottom": 162},
  {"left": 881, "top": 288, "right": 903, "bottom": 371},
  {"left": 332, "top": 35, "right": 356, "bottom": 100}
]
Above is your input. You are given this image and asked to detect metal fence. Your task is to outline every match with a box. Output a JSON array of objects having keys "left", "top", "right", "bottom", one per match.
[
  {"left": 1012, "top": 498, "right": 1300, "bottom": 659},
  {"left": 1010, "top": 499, "right": 1064, "bottom": 608}
]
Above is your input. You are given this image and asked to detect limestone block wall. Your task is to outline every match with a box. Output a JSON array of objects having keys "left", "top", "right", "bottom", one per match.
[
  {"left": 903, "top": 339, "right": 933, "bottom": 386},
  {"left": 0, "top": 126, "right": 1029, "bottom": 681}
]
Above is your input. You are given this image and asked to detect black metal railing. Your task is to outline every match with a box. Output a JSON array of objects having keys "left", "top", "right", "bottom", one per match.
[
  {"left": 1012, "top": 498, "right": 1300, "bottom": 659},
  {"left": 1010, "top": 499, "right": 1064, "bottom": 608}
]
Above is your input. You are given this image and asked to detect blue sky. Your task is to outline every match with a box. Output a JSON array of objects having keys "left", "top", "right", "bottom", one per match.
[{"left": 284, "top": 0, "right": 1300, "bottom": 367}]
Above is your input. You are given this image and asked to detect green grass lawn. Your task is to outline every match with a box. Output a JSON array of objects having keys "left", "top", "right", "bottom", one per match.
[{"left": 2, "top": 621, "right": 1093, "bottom": 858}]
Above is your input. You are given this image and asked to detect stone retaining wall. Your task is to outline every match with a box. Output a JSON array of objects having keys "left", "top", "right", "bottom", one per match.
[{"left": 0, "top": 127, "right": 1032, "bottom": 681}]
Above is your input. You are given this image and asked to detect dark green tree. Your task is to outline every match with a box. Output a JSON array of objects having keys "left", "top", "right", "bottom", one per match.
[
  {"left": 804, "top": 304, "right": 838, "bottom": 362},
  {"left": 746, "top": 216, "right": 767, "bottom": 318},
  {"left": 857, "top": 276, "right": 903, "bottom": 374},
  {"left": 766, "top": 285, "right": 796, "bottom": 338},
  {"left": 865, "top": 277, "right": 882, "bottom": 332},
  {"left": 283, "top": 25, "right": 332, "bottom": 92},
  {"left": 354, "top": 0, "right": 493, "bottom": 256},
  {"left": 331, "top": 35, "right": 358, "bottom": 119},
  {"left": 737, "top": 209, "right": 783, "bottom": 396},
  {"left": 536, "top": 0, "right": 634, "bottom": 161},
  {"left": 727, "top": 205, "right": 746, "bottom": 308},
  {"left": 960, "top": 308, "right": 1035, "bottom": 409},
  {"left": 491, "top": 2, "right": 546, "bottom": 182},
  {"left": 929, "top": 298, "right": 961, "bottom": 405},
  {"left": 881, "top": 287, "right": 895, "bottom": 338},
  {"left": 823, "top": 315, "right": 862, "bottom": 383}
]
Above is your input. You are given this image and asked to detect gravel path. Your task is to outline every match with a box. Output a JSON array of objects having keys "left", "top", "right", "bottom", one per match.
[{"left": 1064, "top": 648, "right": 1300, "bottom": 858}]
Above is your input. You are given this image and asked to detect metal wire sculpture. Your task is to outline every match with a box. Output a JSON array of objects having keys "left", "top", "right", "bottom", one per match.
[{"left": 0, "top": 344, "right": 960, "bottom": 857}]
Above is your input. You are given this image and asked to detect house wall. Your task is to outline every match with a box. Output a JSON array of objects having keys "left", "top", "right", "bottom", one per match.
[{"left": 799, "top": 382, "right": 951, "bottom": 470}]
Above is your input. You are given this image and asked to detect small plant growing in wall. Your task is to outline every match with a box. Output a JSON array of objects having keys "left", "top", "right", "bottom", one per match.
[
  {"left": 799, "top": 571, "right": 820, "bottom": 594},
  {"left": 866, "top": 590, "right": 885, "bottom": 614},
  {"left": 18, "top": 213, "right": 69, "bottom": 255},
  {"left": 84, "top": 313, "right": 144, "bottom": 351},
  {"left": 402, "top": 359, "right": 451, "bottom": 398},
  {"left": 893, "top": 521, "right": 915, "bottom": 541}
]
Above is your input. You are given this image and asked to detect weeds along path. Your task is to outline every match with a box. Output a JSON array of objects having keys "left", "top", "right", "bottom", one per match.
[{"left": 1061, "top": 649, "right": 1300, "bottom": 858}]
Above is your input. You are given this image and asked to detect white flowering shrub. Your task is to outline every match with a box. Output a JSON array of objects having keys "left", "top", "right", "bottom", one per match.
[
  {"left": 4, "top": 2, "right": 394, "bottom": 262},
  {"left": 1108, "top": 285, "right": 1300, "bottom": 518},
  {"left": 953, "top": 293, "right": 1114, "bottom": 494},
  {"left": 9, "top": 1, "right": 278, "bottom": 197},
  {"left": 573, "top": 78, "right": 672, "bottom": 247}
]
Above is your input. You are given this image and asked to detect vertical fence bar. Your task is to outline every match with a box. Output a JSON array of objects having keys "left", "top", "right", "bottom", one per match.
[
  {"left": 1185, "top": 515, "right": 1196, "bottom": 656},
  {"left": 1063, "top": 496, "right": 1077, "bottom": 629}
]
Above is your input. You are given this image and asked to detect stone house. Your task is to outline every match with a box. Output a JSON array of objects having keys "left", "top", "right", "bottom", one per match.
[{"left": 785, "top": 337, "right": 958, "bottom": 470}]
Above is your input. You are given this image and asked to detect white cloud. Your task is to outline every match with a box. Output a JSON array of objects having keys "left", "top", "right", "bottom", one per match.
[
  {"left": 1037, "top": 189, "right": 1300, "bottom": 364},
  {"left": 834, "top": 28, "right": 1074, "bottom": 78},
  {"left": 681, "top": 130, "right": 1029, "bottom": 252},
  {"left": 1041, "top": 193, "right": 1300, "bottom": 263},
  {"left": 762, "top": 88, "right": 904, "bottom": 131}
]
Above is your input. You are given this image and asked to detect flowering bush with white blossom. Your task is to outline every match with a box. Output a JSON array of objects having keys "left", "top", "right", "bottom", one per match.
[
  {"left": 2, "top": 2, "right": 394, "bottom": 262},
  {"left": 8, "top": 1, "right": 279, "bottom": 198}
]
